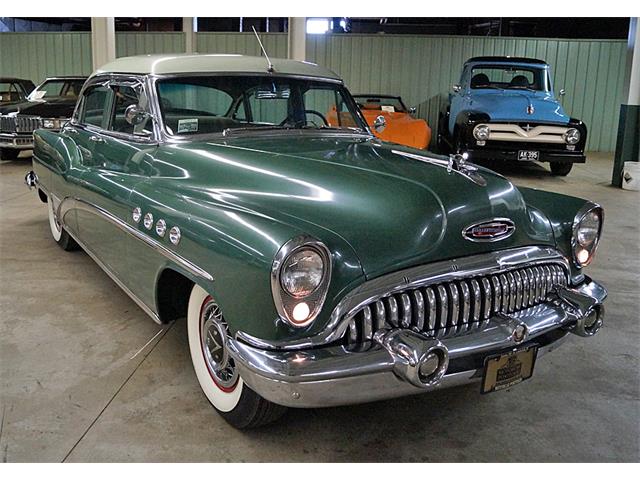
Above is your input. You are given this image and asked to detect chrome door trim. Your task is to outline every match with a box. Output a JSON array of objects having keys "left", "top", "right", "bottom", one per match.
[
  {"left": 236, "top": 245, "right": 570, "bottom": 351},
  {"left": 58, "top": 196, "right": 214, "bottom": 283},
  {"left": 64, "top": 226, "right": 162, "bottom": 325}
]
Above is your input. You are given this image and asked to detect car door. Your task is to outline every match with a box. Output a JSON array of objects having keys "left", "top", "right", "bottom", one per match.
[{"left": 68, "top": 78, "right": 157, "bottom": 283}]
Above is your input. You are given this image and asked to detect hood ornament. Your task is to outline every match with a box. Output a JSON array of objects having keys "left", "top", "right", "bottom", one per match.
[
  {"left": 390, "top": 150, "right": 487, "bottom": 187},
  {"left": 462, "top": 218, "right": 516, "bottom": 242}
]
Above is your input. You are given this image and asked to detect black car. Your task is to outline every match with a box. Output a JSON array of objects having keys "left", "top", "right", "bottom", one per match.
[
  {"left": 0, "top": 77, "right": 36, "bottom": 105},
  {"left": 0, "top": 76, "right": 87, "bottom": 160}
]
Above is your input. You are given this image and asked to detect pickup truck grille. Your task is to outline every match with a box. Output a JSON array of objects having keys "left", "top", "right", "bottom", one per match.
[
  {"left": 0, "top": 115, "right": 42, "bottom": 133},
  {"left": 343, "top": 263, "right": 567, "bottom": 345}
]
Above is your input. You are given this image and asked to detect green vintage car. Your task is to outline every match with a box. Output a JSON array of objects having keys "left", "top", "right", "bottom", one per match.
[{"left": 25, "top": 54, "right": 607, "bottom": 429}]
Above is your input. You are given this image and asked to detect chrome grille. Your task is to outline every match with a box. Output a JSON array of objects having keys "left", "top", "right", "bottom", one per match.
[
  {"left": 344, "top": 263, "right": 567, "bottom": 344},
  {"left": 0, "top": 115, "right": 41, "bottom": 133}
]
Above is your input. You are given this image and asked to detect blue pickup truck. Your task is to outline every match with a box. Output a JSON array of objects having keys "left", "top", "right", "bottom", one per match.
[{"left": 438, "top": 56, "right": 587, "bottom": 176}]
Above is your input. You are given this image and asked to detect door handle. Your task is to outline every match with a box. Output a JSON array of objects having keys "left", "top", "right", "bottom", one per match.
[{"left": 89, "top": 135, "right": 105, "bottom": 144}]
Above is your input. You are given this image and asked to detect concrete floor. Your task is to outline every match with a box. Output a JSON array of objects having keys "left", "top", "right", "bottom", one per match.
[{"left": 0, "top": 152, "right": 638, "bottom": 462}]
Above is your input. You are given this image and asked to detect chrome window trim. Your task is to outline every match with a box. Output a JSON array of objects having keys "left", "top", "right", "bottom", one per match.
[
  {"left": 70, "top": 74, "right": 161, "bottom": 145},
  {"left": 57, "top": 196, "right": 214, "bottom": 283},
  {"left": 237, "top": 246, "right": 570, "bottom": 351}
]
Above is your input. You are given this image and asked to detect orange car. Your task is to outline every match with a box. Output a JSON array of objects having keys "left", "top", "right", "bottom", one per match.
[{"left": 353, "top": 95, "right": 432, "bottom": 149}]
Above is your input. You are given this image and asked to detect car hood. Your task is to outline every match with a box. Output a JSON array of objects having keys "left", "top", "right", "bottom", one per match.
[
  {"left": 168, "top": 134, "right": 555, "bottom": 278},
  {"left": 468, "top": 90, "right": 569, "bottom": 124},
  {"left": 0, "top": 97, "right": 77, "bottom": 117}
]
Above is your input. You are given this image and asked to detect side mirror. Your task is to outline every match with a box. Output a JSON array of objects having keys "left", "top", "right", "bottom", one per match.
[
  {"left": 559, "top": 89, "right": 566, "bottom": 97},
  {"left": 408, "top": 106, "right": 417, "bottom": 115},
  {"left": 124, "top": 104, "right": 151, "bottom": 126},
  {"left": 373, "top": 115, "right": 386, "bottom": 133},
  {"left": 452, "top": 84, "right": 462, "bottom": 93}
]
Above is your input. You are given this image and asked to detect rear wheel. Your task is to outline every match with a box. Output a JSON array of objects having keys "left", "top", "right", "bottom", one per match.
[
  {"left": 47, "top": 196, "right": 79, "bottom": 251},
  {"left": 550, "top": 162, "right": 573, "bottom": 176},
  {"left": 187, "top": 284, "right": 286, "bottom": 429},
  {"left": 0, "top": 148, "right": 20, "bottom": 161}
]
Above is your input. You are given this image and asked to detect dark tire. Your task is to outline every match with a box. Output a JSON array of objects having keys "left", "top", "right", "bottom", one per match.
[
  {"left": 47, "top": 196, "right": 79, "bottom": 251},
  {"left": 0, "top": 148, "right": 20, "bottom": 160},
  {"left": 550, "top": 162, "right": 573, "bottom": 176},
  {"left": 187, "top": 285, "right": 287, "bottom": 429},
  {"left": 218, "top": 385, "right": 287, "bottom": 429}
]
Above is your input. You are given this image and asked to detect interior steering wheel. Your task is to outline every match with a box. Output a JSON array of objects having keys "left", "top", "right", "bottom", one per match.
[{"left": 304, "top": 110, "right": 329, "bottom": 126}]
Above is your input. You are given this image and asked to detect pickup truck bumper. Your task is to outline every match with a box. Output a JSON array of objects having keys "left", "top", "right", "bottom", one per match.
[
  {"left": 464, "top": 146, "right": 586, "bottom": 164},
  {"left": 228, "top": 278, "right": 606, "bottom": 408},
  {"left": 0, "top": 132, "right": 34, "bottom": 149}
]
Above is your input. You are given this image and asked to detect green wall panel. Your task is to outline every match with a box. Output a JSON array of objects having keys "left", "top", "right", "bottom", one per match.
[
  {"left": 0, "top": 31, "right": 627, "bottom": 152},
  {"left": 307, "top": 34, "right": 627, "bottom": 152},
  {"left": 195, "top": 32, "right": 288, "bottom": 58},
  {"left": 115, "top": 32, "right": 185, "bottom": 58},
  {"left": 0, "top": 32, "right": 92, "bottom": 84}
]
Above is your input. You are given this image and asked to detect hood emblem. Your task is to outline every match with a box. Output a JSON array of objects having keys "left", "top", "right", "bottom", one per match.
[
  {"left": 463, "top": 219, "right": 516, "bottom": 242},
  {"left": 526, "top": 104, "right": 535, "bottom": 115}
]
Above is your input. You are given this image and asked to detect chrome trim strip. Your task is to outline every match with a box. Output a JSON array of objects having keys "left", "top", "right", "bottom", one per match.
[
  {"left": 237, "top": 246, "right": 570, "bottom": 351},
  {"left": 63, "top": 227, "right": 162, "bottom": 325},
  {"left": 58, "top": 197, "right": 214, "bottom": 282}
]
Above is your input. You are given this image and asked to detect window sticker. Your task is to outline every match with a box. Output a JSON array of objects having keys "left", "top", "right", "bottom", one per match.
[
  {"left": 177, "top": 118, "right": 198, "bottom": 133},
  {"left": 381, "top": 105, "right": 395, "bottom": 113}
]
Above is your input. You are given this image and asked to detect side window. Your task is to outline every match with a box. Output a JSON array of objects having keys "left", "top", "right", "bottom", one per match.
[
  {"left": 80, "top": 86, "right": 111, "bottom": 128},
  {"left": 110, "top": 85, "right": 152, "bottom": 137}
]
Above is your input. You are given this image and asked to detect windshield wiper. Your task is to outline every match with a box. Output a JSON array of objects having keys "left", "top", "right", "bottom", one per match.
[{"left": 222, "top": 125, "right": 293, "bottom": 136}]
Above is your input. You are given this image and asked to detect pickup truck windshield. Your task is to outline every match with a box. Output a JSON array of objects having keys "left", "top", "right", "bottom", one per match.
[
  {"left": 470, "top": 66, "right": 549, "bottom": 92},
  {"left": 156, "top": 75, "right": 367, "bottom": 136}
]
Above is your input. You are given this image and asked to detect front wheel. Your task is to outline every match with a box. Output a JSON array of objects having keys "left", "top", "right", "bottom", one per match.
[
  {"left": 47, "top": 196, "right": 79, "bottom": 251},
  {"left": 0, "top": 148, "right": 20, "bottom": 161},
  {"left": 187, "top": 284, "right": 286, "bottom": 428},
  {"left": 550, "top": 162, "right": 573, "bottom": 176}
]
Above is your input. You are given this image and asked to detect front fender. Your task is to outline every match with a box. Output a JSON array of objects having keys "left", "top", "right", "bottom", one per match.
[{"left": 453, "top": 110, "right": 491, "bottom": 146}]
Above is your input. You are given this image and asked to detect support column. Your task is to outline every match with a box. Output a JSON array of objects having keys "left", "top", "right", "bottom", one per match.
[
  {"left": 183, "top": 17, "right": 196, "bottom": 54},
  {"left": 288, "top": 17, "right": 306, "bottom": 61},
  {"left": 91, "top": 17, "right": 116, "bottom": 70},
  {"left": 612, "top": 18, "right": 640, "bottom": 186}
]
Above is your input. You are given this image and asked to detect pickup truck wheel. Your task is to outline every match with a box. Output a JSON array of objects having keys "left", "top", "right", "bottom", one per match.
[
  {"left": 47, "top": 198, "right": 79, "bottom": 251},
  {"left": 187, "top": 285, "right": 286, "bottom": 428},
  {"left": 550, "top": 162, "right": 573, "bottom": 176},
  {"left": 0, "top": 148, "right": 20, "bottom": 161}
]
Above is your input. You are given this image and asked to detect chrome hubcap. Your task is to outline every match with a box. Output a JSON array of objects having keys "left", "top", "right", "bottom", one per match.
[{"left": 200, "top": 299, "right": 238, "bottom": 389}]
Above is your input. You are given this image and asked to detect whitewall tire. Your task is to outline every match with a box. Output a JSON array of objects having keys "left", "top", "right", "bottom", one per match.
[
  {"left": 186, "top": 284, "right": 286, "bottom": 428},
  {"left": 47, "top": 196, "right": 78, "bottom": 251}
]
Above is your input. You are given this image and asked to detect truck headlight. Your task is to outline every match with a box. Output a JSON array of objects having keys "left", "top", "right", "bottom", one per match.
[
  {"left": 42, "top": 119, "right": 61, "bottom": 129},
  {"left": 572, "top": 204, "right": 603, "bottom": 268},
  {"left": 473, "top": 124, "right": 490, "bottom": 141},
  {"left": 563, "top": 128, "right": 580, "bottom": 145},
  {"left": 272, "top": 236, "right": 332, "bottom": 327}
]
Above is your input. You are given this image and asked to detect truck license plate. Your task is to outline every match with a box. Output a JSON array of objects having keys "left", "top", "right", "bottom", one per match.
[
  {"left": 481, "top": 347, "right": 537, "bottom": 394},
  {"left": 518, "top": 150, "right": 539, "bottom": 161}
]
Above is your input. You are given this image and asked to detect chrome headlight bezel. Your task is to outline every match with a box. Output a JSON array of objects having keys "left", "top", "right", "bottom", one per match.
[
  {"left": 42, "top": 118, "right": 63, "bottom": 130},
  {"left": 271, "top": 236, "right": 332, "bottom": 328},
  {"left": 473, "top": 124, "right": 490, "bottom": 141},
  {"left": 571, "top": 203, "right": 604, "bottom": 268},
  {"left": 563, "top": 128, "right": 580, "bottom": 145}
]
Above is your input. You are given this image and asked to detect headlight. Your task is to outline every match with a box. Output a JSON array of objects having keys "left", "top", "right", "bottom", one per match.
[
  {"left": 281, "top": 249, "right": 324, "bottom": 297},
  {"left": 42, "top": 119, "right": 61, "bottom": 129},
  {"left": 572, "top": 204, "right": 603, "bottom": 268},
  {"left": 473, "top": 124, "right": 490, "bottom": 141},
  {"left": 272, "top": 236, "right": 332, "bottom": 327},
  {"left": 563, "top": 128, "right": 580, "bottom": 145}
]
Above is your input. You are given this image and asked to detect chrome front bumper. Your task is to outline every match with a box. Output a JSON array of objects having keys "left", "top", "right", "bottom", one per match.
[
  {"left": 228, "top": 279, "right": 607, "bottom": 408},
  {"left": 0, "top": 132, "right": 34, "bottom": 149}
]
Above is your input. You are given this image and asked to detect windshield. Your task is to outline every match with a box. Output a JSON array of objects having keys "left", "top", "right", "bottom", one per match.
[
  {"left": 353, "top": 96, "right": 406, "bottom": 113},
  {"left": 470, "top": 66, "right": 549, "bottom": 92},
  {"left": 0, "top": 82, "right": 25, "bottom": 103},
  {"left": 156, "top": 75, "right": 367, "bottom": 136},
  {"left": 29, "top": 79, "right": 85, "bottom": 100}
]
